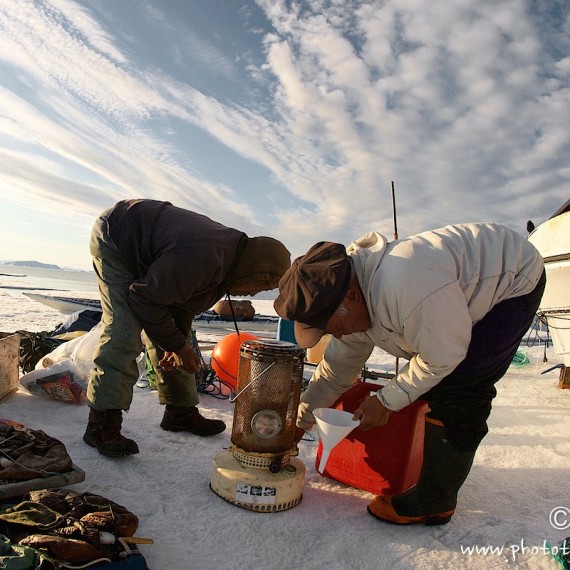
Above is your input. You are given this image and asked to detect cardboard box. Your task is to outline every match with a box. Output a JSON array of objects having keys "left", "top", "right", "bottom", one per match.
[{"left": 0, "top": 333, "right": 20, "bottom": 403}]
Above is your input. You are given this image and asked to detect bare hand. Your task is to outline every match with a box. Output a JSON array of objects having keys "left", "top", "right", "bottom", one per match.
[
  {"left": 353, "top": 394, "right": 392, "bottom": 431},
  {"left": 158, "top": 351, "right": 180, "bottom": 372},
  {"left": 159, "top": 344, "right": 201, "bottom": 373}
]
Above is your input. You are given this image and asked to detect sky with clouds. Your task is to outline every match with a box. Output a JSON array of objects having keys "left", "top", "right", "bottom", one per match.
[{"left": 0, "top": 0, "right": 568, "bottom": 270}]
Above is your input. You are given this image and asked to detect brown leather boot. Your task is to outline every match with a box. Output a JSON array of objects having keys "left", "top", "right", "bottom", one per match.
[
  {"left": 83, "top": 409, "right": 139, "bottom": 457},
  {"left": 160, "top": 405, "right": 226, "bottom": 436}
]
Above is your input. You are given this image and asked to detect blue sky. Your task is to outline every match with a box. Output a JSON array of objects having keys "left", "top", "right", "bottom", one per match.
[{"left": 0, "top": 0, "right": 568, "bottom": 271}]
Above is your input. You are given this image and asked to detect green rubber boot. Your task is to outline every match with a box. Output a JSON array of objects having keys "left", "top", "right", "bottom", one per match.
[{"left": 368, "top": 418, "right": 476, "bottom": 525}]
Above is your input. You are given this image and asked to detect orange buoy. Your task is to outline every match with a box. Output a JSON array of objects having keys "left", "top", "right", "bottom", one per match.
[{"left": 210, "top": 332, "right": 259, "bottom": 390}]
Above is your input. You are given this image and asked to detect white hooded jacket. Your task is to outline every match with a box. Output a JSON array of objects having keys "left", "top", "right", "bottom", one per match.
[{"left": 297, "top": 223, "right": 544, "bottom": 429}]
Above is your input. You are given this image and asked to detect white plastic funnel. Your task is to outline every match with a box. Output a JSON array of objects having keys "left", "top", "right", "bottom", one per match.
[{"left": 313, "top": 408, "right": 360, "bottom": 474}]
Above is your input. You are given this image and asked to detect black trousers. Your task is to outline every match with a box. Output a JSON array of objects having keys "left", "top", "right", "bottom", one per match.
[{"left": 423, "top": 271, "right": 546, "bottom": 452}]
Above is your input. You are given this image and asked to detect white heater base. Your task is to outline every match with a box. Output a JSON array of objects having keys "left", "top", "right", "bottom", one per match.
[{"left": 210, "top": 449, "right": 305, "bottom": 512}]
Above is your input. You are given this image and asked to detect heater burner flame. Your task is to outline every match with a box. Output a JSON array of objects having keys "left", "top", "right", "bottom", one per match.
[{"left": 251, "top": 410, "right": 282, "bottom": 439}]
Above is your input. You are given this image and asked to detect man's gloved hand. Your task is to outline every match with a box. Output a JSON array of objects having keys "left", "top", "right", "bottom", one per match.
[{"left": 353, "top": 394, "right": 392, "bottom": 431}]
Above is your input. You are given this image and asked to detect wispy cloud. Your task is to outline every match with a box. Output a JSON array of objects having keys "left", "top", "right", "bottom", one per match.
[
  {"left": 0, "top": 0, "right": 568, "bottom": 269},
  {"left": 254, "top": 0, "right": 569, "bottom": 233}
]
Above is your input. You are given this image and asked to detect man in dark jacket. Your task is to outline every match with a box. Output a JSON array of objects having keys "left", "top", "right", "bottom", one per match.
[{"left": 85, "top": 199, "right": 291, "bottom": 458}]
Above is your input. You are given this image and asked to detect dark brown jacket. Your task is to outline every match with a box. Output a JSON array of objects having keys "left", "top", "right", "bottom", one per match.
[{"left": 100, "top": 199, "right": 288, "bottom": 351}]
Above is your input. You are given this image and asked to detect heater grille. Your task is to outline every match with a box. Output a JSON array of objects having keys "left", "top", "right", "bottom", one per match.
[
  {"left": 230, "top": 445, "right": 293, "bottom": 469},
  {"left": 231, "top": 340, "right": 304, "bottom": 455}
]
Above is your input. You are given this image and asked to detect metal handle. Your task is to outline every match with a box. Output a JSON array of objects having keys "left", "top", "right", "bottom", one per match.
[{"left": 228, "top": 361, "right": 276, "bottom": 403}]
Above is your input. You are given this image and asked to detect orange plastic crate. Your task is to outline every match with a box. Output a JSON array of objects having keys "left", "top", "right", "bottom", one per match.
[{"left": 315, "top": 382, "right": 428, "bottom": 495}]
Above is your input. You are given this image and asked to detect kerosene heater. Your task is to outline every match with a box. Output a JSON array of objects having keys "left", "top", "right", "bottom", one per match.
[{"left": 210, "top": 339, "right": 306, "bottom": 512}]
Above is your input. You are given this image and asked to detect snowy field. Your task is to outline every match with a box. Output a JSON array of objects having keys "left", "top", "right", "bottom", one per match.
[{"left": 1, "top": 272, "right": 569, "bottom": 570}]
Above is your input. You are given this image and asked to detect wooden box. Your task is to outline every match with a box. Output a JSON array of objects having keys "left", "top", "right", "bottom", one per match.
[{"left": 0, "top": 333, "right": 20, "bottom": 403}]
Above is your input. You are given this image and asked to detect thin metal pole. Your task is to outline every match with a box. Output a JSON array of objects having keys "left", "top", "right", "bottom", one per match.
[
  {"left": 391, "top": 181, "right": 398, "bottom": 240},
  {"left": 391, "top": 181, "right": 400, "bottom": 377}
]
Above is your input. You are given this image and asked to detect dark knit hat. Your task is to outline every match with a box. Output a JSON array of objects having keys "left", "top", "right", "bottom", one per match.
[{"left": 274, "top": 241, "right": 351, "bottom": 346}]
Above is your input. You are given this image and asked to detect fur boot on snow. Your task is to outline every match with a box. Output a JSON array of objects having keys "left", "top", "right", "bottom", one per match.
[
  {"left": 160, "top": 405, "right": 226, "bottom": 436},
  {"left": 83, "top": 409, "right": 139, "bottom": 457}
]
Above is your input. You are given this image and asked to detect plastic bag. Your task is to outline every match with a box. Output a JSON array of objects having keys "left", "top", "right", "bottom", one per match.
[
  {"left": 35, "top": 323, "right": 102, "bottom": 382},
  {"left": 510, "top": 349, "right": 530, "bottom": 368},
  {"left": 19, "top": 360, "right": 86, "bottom": 404}
]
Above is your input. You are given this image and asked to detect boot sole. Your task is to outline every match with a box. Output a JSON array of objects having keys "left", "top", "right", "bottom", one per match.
[
  {"left": 83, "top": 435, "right": 139, "bottom": 457},
  {"left": 367, "top": 506, "right": 453, "bottom": 526}
]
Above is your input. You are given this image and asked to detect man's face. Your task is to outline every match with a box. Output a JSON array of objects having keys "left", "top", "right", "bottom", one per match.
[{"left": 323, "top": 294, "right": 371, "bottom": 339}]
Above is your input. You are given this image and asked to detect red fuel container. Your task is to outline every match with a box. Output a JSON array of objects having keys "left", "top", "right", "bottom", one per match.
[{"left": 315, "top": 382, "right": 429, "bottom": 495}]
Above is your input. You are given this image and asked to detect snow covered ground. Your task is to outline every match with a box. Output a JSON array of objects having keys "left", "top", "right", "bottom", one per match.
[{"left": 1, "top": 281, "right": 569, "bottom": 570}]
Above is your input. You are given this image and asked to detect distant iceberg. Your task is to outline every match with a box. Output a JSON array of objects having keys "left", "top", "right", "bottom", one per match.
[{"left": 1, "top": 260, "right": 61, "bottom": 270}]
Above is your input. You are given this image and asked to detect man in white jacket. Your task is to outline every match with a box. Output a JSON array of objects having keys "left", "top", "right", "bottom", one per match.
[{"left": 274, "top": 223, "right": 545, "bottom": 525}]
